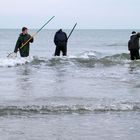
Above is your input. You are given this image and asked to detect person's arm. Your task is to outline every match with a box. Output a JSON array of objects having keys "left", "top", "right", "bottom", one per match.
[
  {"left": 137, "top": 32, "right": 140, "bottom": 38},
  {"left": 54, "top": 33, "right": 58, "bottom": 45},
  {"left": 14, "top": 37, "right": 21, "bottom": 53},
  {"left": 29, "top": 35, "right": 34, "bottom": 43},
  {"left": 65, "top": 33, "right": 68, "bottom": 42},
  {"left": 128, "top": 40, "right": 131, "bottom": 50}
]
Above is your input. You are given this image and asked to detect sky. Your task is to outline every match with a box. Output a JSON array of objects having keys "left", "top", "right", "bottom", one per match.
[{"left": 0, "top": 0, "right": 139, "bottom": 29}]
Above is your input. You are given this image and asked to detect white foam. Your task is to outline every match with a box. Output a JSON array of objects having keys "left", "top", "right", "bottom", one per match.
[
  {"left": 68, "top": 51, "right": 98, "bottom": 59},
  {"left": 78, "top": 51, "right": 96, "bottom": 59},
  {"left": 47, "top": 51, "right": 102, "bottom": 60},
  {"left": 0, "top": 57, "right": 33, "bottom": 67}
]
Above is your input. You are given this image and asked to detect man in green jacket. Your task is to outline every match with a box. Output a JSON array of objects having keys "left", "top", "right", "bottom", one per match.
[{"left": 14, "top": 27, "right": 34, "bottom": 57}]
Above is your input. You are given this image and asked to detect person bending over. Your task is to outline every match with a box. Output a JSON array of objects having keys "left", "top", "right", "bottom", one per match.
[{"left": 54, "top": 29, "right": 68, "bottom": 56}]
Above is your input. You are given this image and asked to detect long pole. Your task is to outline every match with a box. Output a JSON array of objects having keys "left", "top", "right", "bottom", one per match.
[
  {"left": 20, "top": 16, "right": 55, "bottom": 50},
  {"left": 67, "top": 23, "right": 77, "bottom": 40}
]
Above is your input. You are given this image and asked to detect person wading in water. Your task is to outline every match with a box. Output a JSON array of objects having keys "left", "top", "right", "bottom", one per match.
[
  {"left": 128, "top": 31, "right": 140, "bottom": 60},
  {"left": 54, "top": 29, "right": 68, "bottom": 56},
  {"left": 14, "top": 27, "right": 34, "bottom": 57}
]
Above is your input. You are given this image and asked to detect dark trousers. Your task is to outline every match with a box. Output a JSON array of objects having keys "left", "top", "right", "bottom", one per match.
[
  {"left": 130, "top": 49, "right": 140, "bottom": 60},
  {"left": 54, "top": 46, "right": 67, "bottom": 56},
  {"left": 19, "top": 51, "right": 29, "bottom": 57}
]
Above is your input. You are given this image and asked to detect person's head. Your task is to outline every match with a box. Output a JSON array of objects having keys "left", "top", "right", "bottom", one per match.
[
  {"left": 58, "top": 29, "right": 62, "bottom": 33},
  {"left": 131, "top": 31, "right": 136, "bottom": 35},
  {"left": 22, "top": 27, "right": 28, "bottom": 35}
]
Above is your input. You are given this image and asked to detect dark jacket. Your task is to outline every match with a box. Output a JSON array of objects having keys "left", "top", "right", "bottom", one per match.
[
  {"left": 14, "top": 33, "right": 34, "bottom": 57},
  {"left": 128, "top": 33, "right": 140, "bottom": 50},
  {"left": 54, "top": 29, "right": 68, "bottom": 47}
]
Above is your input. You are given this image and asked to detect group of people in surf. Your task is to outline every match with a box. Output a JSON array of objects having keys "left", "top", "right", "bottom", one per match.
[{"left": 13, "top": 27, "right": 140, "bottom": 61}]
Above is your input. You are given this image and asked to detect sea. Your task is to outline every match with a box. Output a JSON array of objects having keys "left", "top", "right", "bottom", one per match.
[{"left": 0, "top": 29, "right": 140, "bottom": 140}]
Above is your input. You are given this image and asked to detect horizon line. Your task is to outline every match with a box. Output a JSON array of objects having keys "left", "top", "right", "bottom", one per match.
[{"left": 0, "top": 28, "right": 139, "bottom": 30}]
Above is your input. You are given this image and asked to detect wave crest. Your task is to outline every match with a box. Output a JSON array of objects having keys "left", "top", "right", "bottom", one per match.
[
  {"left": 0, "top": 52, "right": 134, "bottom": 67},
  {"left": 0, "top": 102, "right": 140, "bottom": 116}
]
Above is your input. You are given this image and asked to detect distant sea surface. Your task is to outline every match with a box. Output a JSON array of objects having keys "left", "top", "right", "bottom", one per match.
[{"left": 0, "top": 29, "right": 140, "bottom": 140}]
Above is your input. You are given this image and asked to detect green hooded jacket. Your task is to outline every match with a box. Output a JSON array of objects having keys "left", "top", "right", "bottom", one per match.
[{"left": 14, "top": 33, "right": 34, "bottom": 57}]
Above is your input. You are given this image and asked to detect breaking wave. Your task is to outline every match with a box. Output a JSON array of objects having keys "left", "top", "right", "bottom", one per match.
[
  {"left": 32, "top": 52, "right": 131, "bottom": 67},
  {"left": 0, "top": 57, "right": 34, "bottom": 67},
  {"left": 0, "top": 52, "right": 136, "bottom": 67},
  {"left": 0, "top": 102, "right": 140, "bottom": 116}
]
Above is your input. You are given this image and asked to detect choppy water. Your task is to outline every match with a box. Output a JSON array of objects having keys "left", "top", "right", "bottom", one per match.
[{"left": 0, "top": 29, "right": 140, "bottom": 140}]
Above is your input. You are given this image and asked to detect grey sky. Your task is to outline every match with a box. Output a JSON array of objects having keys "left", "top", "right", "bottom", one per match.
[{"left": 0, "top": 0, "right": 139, "bottom": 29}]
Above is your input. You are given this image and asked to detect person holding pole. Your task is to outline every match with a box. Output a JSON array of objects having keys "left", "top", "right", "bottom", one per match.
[
  {"left": 7, "top": 16, "right": 55, "bottom": 58},
  {"left": 54, "top": 29, "right": 68, "bottom": 56},
  {"left": 54, "top": 23, "right": 77, "bottom": 56},
  {"left": 14, "top": 27, "right": 34, "bottom": 57}
]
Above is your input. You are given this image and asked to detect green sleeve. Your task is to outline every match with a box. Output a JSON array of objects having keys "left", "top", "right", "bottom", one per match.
[{"left": 14, "top": 37, "right": 21, "bottom": 53}]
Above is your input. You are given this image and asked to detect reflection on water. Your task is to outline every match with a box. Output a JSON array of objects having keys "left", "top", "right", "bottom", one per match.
[
  {"left": 16, "top": 65, "right": 33, "bottom": 95},
  {"left": 128, "top": 62, "right": 140, "bottom": 75},
  {"left": 52, "top": 66, "right": 68, "bottom": 96}
]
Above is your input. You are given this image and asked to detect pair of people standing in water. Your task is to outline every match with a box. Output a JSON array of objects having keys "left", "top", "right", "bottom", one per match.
[{"left": 14, "top": 27, "right": 67, "bottom": 57}]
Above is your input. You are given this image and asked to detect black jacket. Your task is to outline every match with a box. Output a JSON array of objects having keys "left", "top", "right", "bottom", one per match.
[
  {"left": 54, "top": 29, "right": 68, "bottom": 47},
  {"left": 14, "top": 33, "right": 34, "bottom": 57},
  {"left": 128, "top": 33, "right": 140, "bottom": 50}
]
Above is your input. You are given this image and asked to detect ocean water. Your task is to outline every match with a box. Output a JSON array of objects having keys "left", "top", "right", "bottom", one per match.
[{"left": 0, "top": 29, "right": 140, "bottom": 140}]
